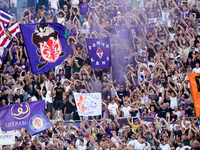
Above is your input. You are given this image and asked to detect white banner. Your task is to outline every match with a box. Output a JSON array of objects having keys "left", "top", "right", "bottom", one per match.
[
  {"left": 73, "top": 92, "right": 102, "bottom": 116},
  {"left": 0, "top": 128, "right": 15, "bottom": 145}
]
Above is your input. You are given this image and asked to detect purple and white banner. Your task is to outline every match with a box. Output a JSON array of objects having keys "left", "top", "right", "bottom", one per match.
[{"left": 73, "top": 92, "right": 102, "bottom": 116}]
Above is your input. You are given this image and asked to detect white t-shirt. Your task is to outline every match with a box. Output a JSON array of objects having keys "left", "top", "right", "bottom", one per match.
[
  {"left": 135, "top": 142, "right": 145, "bottom": 150},
  {"left": 77, "top": 145, "right": 86, "bottom": 150},
  {"left": 111, "top": 137, "right": 121, "bottom": 147},
  {"left": 193, "top": 67, "right": 200, "bottom": 73},
  {"left": 173, "top": 111, "right": 181, "bottom": 118},
  {"left": 57, "top": 17, "right": 65, "bottom": 25},
  {"left": 44, "top": 80, "right": 50, "bottom": 91},
  {"left": 148, "top": 62, "right": 155, "bottom": 69},
  {"left": 160, "top": 143, "right": 171, "bottom": 150},
  {"left": 128, "top": 140, "right": 138, "bottom": 150},
  {"left": 64, "top": 85, "right": 71, "bottom": 93},
  {"left": 14, "top": 87, "right": 22, "bottom": 94},
  {"left": 83, "top": 21, "right": 90, "bottom": 29},
  {"left": 121, "top": 106, "right": 131, "bottom": 117},
  {"left": 170, "top": 96, "right": 178, "bottom": 109},
  {"left": 176, "top": 146, "right": 191, "bottom": 150},
  {"left": 179, "top": 47, "right": 191, "bottom": 58},
  {"left": 72, "top": 0, "right": 79, "bottom": 5},
  {"left": 141, "top": 96, "right": 148, "bottom": 104},
  {"left": 161, "top": 11, "right": 169, "bottom": 23},
  {"left": 46, "top": 90, "right": 53, "bottom": 103},
  {"left": 31, "top": 96, "right": 38, "bottom": 101},
  {"left": 169, "top": 32, "right": 176, "bottom": 41},
  {"left": 49, "top": 0, "right": 58, "bottom": 10},
  {"left": 108, "top": 103, "right": 118, "bottom": 116},
  {"left": 76, "top": 138, "right": 87, "bottom": 147}
]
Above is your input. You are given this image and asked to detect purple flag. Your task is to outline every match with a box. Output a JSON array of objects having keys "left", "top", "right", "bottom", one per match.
[
  {"left": 0, "top": 101, "right": 45, "bottom": 131},
  {"left": 26, "top": 110, "right": 53, "bottom": 136},
  {"left": 86, "top": 36, "right": 111, "bottom": 69},
  {"left": 20, "top": 23, "right": 72, "bottom": 74}
]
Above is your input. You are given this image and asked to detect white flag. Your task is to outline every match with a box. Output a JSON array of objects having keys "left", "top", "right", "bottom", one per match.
[{"left": 73, "top": 92, "right": 102, "bottom": 116}]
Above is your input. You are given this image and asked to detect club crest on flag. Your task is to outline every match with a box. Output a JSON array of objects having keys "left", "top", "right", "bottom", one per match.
[
  {"left": 25, "top": 110, "right": 52, "bottom": 136},
  {"left": 74, "top": 93, "right": 101, "bottom": 116},
  {"left": 76, "top": 95, "right": 97, "bottom": 113},
  {"left": 20, "top": 23, "right": 72, "bottom": 75},
  {"left": 32, "top": 24, "right": 66, "bottom": 69},
  {"left": 86, "top": 36, "right": 111, "bottom": 69},
  {"left": 0, "top": 101, "right": 45, "bottom": 131},
  {"left": 29, "top": 114, "right": 46, "bottom": 132},
  {"left": 96, "top": 48, "right": 103, "bottom": 59},
  {"left": 11, "top": 103, "right": 30, "bottom": 120}
]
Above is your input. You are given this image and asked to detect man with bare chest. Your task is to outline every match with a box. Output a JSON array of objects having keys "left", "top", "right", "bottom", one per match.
[
  {"left": 167, "top": 58, "right": 177, "bottom": 71},
  {"left": 65, "top": 53, "right": 75, "bottom": 68},
  {"left": 81, "top": 60, "right": 92, "bottom": 75}
]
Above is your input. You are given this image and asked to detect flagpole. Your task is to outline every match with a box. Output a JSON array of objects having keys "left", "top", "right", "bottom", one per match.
[
  {"left": 9, "top": 0, "right": 11, "bottom": 11},
  {"left": 111, "top": 66, "right": 113, "bottom": 82}
]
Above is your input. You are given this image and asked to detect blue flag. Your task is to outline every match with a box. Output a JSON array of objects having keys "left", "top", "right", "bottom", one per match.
[
  {"left": 25, "top": 110, "right": 53, "bottom": 136},
  {"left": 20, "top": 23, "right": 72, "bottom": 74},
  {"left": 86, "top": 36, "right": 111, "bottom": 69},
  {"left": 0, "top": 101, "right": 45, "bottom": 131}
]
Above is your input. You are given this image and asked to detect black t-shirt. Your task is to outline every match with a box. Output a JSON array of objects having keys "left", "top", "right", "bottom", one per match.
[
  {"left": 73, "top": 107, "right": 80, "bottom": 120},
  {"left": 65, "top": 100, "right": 75, "bottom": 114},
  {"left": 13, "top": 94, "right": 23, "bottom": 103},
  {"left": 64, "top": 65, "right": 71, "bottom": 79},
  {"left": 55, "top": 87, "right": 64, "bottom": 100},
  {"left": 150, "top": 104, "right": 159, "bottom": 113},
  {"left": 1, "top": 94, "right": 8, "bottom": 104},
  {"left": 174, "top": 130, "right": 182, "bottom": 136},
  {"left": 96, "top": 133, "right": 103, "bottom": 141},
  {"left": 117, "top": 90, "right": 127, "bottom": 104},
  {"left": 185, "top": 103, "right": 194, "bottom": 116},
  {"left": 158, "top": 108, "right": 168, "bottom": 118}
]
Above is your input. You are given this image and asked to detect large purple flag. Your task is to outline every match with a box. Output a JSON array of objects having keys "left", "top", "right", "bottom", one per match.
[
  {"left": 0, "top": 101, "right": 45, "bottom": 131},
  {"left": 20, "top": 23, "right": 72, "bottom": 74},
  {"left": 86, "top": 36, "right": 111, "bottom": 69}
]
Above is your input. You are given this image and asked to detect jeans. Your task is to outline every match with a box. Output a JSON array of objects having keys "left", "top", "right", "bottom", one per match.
[{"left": 65, "top": 113, "right": 72, "bottom": 120}]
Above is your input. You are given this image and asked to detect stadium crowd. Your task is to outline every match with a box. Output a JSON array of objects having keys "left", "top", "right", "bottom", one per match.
[{"left": 0, "top": 0, "right": 200, "bottom": 149}]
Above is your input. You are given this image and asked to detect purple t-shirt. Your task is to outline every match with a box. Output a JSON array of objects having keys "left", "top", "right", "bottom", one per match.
[
  {"left": 109, "top": 9, "right": 117, "bottom": 19},
  {"left": 19, "top": 63, "right": 28, "bottom": 70},
  {"left": 79, "top": 3, "right": 89, "bottom": 15},
  {"left": 105, "top": 126, "right": 115, "bottom": 137}
]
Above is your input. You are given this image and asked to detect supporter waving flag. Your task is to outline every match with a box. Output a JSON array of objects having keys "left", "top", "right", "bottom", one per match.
[
  {"left": 86, "top": 36, "right": 111, "bottom": 69},
  {"left": 20, "top": 23, "right": 72, "bottom": 74},
  {"left": 0, "top": 10, "right": 12, "bottom": 26},
  {"left": 8, "top": 22, "right": 20, "bottom": 37}
]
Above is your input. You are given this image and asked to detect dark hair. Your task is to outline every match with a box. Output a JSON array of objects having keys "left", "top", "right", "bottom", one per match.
[{"left": 57, "top": 82, "right": 61, "bottom": 86}]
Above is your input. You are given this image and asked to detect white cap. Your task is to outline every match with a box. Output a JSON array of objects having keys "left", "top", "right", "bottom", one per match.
[{"left": 117, "top": 11, "right": 121, "bottom": 15}]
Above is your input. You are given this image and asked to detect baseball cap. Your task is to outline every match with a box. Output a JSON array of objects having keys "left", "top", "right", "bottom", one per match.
[
  {"left": 117, "top": 11, "right": 121, "bottom": 15},
  {"left": 69, "top": 119, "right": 74, "bottom": 123}
]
